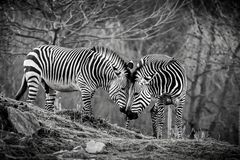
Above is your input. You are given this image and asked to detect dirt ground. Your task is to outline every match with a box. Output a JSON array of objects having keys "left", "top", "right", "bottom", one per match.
[{"left": 0, "top": 96, "right": 240, "bottom": 160}]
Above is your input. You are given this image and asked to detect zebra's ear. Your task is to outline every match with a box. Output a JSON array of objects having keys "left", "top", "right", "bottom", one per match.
[
  {"left": 127, "top": 61, "right": 134, "bottom": 69},
  {"left": 137, "top": 59, "right": 144, "bottom": 68}
]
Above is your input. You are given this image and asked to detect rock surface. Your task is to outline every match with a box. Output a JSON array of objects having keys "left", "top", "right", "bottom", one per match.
[
  {"left": 85, "top": 140, "right": 106, "bottom": 153},
  {"left": 0, "top": 96, "right": 240, "bottom": 160},
  {"left": 7, "top": 107, "right": 40, "bottom": 135},
  {"left": 0, "top": 97, "right": 41, "bottom": 136}
]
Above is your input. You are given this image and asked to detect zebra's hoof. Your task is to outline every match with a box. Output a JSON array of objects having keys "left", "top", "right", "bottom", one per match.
[{"left": 153, "top": 134, "right": 161, "bottom": 139}]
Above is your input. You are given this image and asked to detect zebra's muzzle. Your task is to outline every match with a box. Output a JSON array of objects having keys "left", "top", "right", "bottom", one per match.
[
  {"left": 126, "top": 110, "right": 138, "bottom": 120},
  {"left": 119, "top": 107, "right": 126, "bottom": 114}
]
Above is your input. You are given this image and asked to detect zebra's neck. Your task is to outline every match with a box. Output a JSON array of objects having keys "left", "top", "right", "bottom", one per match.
[{"left": 91, "top": 46, "right": 126, "bottom": 75}]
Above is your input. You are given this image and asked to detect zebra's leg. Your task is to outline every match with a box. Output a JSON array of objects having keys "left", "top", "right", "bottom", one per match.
[
  {"left": 150, "top": 101, "right": 165, "bottom": 139},
  {"left": 81, "top": 88, "right": 95, "bottom": 122},
  {"left": 174, "top": 97, "right": 185, "bottom": 139},
  {"left": 150, "top": 105, "right": 158, "bottom": 137},
  {"left": 125, "top": 116, "right": 130, "bottom": 129},
  {"left": 41, "top": 79, "right": 56, "bottom": 112},
  {"left": 26, "top": 75, "right": 40, "bottom": 105},
  {"left": 45, "top": 89, "right": 56, "bottom": 112}
]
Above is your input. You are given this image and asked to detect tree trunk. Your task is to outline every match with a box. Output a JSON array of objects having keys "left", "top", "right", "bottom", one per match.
[
  {"left": 187, "top": 5, "right": 203, "bottom": 135},
  {"left": 167, "top": 106, "right": 172, "bottom": 138}
]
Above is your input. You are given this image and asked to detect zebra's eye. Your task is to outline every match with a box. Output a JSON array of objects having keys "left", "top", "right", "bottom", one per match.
[
  {"left": 144, "top": 76, "right": 151, "bottom": 81},
  {"left": 133, "top": 92, "right": 139, "bottom": 96}
]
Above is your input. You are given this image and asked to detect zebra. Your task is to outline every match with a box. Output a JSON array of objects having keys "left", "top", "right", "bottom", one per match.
[
  {"left": 125, "top": 54, "right": 187, "bottom": 138},
  {"left": 15, "top": 45, "right": 133, "bottom": 119}
]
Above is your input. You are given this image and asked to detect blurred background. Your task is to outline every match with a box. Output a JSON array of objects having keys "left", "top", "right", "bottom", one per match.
[{"left": 0, "top": 0, "right": 239, "bottom": 144}]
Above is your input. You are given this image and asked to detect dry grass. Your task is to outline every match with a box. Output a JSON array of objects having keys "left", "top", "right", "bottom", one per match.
[{"left": 0, "top": 96, "right": 240, "bottom": 160}]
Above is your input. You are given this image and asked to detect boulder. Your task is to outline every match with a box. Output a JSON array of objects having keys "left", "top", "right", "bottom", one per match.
[
  {"left": 85, "top": 140, "right": 106, "bottom": 154},
  {"left": 7, "top": 107, "right": 40, "bottom": 135},
  {"left": 0, "top": 104, "right": 41, "bottom": 135}
]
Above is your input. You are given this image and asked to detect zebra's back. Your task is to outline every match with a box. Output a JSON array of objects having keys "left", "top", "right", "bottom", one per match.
[
  {"left": 151, "top": 59, "right": 186, "bottom": 98},
  {"left": 24, "top": 45, "right": 94, "bottom": 91}
]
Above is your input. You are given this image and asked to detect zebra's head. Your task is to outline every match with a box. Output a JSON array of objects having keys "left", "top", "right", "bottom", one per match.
[
  {"left": 90, "top": 46, "right": 134, "bottom": 110},
  {"left": 125, "top": 61, "right": 160, "bottom": 119},
  {"left": 108, "top": 61, "right": 134, "bottom": 110},
  {"left": 125, "top": 74, "right": 153, "bottom": 119}
]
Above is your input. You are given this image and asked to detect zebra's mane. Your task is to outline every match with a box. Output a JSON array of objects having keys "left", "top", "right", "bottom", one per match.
[
  {"left": 91, "top": 46, "right": 129, "bottom": 72},
  {"left": 133, "top": 54, "right": 177, "bottom": 82},
  {"left": 138, "top": 54, "right": 173, "bottom": 67}
]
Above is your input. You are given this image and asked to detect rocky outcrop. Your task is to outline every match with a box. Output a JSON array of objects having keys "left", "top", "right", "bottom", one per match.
[
  {"left": 7, "top": 107, "right": 40, "bottom": 135},
  {"left": 0, "top": 97, "right": 40, "bottom": 135},
  {"left": 0, "top": 96, "right": 240, "bottom": 160}
]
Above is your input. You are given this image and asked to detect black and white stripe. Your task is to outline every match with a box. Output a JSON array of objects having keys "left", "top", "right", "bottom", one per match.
[
  {"left": 126, "top": 54, "right": 187, "bottom": 138},
  {"left": 15, "top": 45, "right": 132, "bottom": 118}
]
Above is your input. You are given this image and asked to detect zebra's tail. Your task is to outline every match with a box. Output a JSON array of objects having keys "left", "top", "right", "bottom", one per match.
[{"left": 15, "top": 75, "right": 27, "bottom": 100}]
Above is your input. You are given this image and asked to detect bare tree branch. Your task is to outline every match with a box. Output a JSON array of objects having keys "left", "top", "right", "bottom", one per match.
[{"left": 14, "top": 32, "right": 48, "bottom": 44}]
